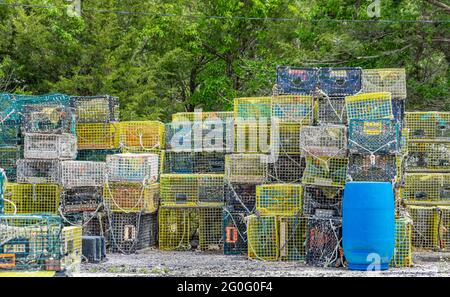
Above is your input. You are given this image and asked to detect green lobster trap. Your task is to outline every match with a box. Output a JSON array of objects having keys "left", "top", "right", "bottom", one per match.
[
  {"left": 402, "top": 173, "right": 450, "bottom": 204},
  {"left": 405, "top": 112, "right": 450, "bottom": 141},
  {"left": 302, "top": 156, "right": 349, "bottom": 188},
  {"left": 160, "top": 174, "right": 224, "bottom": 207},
  {"left": 390, "top": 217, "right": 413, "bottom": 268},
  {"left": 271, "top": 95, "right": 314, "bottom": 125},
  {"left": 406, "top": 141, "right": 450, "bottom": 172},
  {"left": 4, "top": 183, "right": 60, "bottom": 215},
  {"left": 299, "top": 125, "right": 347, "bottom": 157},
  {"left": 406, "top": 205, "right": 438, "bottom": 250},
  {"left": 361, "top": 68, "right": 407, "bottom": 99},
  {"left": 225, "top": 182, "right": 258, "bottom": 213},
  {"left": 345, "top": 92, "right": 393, "bottom": 121},
  {"left": 70, "top": 95, "right": 119, "bottom": 123},
  {"left": 234, "top": 97, "right": 272, "bottom": 120},
  {"left": 222, "top": 208, "right": 248, "bottom": 255},
  {"left": 271, "top": 123, "right": 303, "bottom": 154},
  {"left": 247, "top": 215, "right": 279, "bottom": 261},
  {"left": 104, "top": 182, "right": 159, "bottom": 213},
  {"left": 234, "top": 121, "right": 271, "bottom": 153},
  {"left": 0, "top": 146, "right": 21, "bottom": 181},
  {"left": 279, "top": 216, "right": 308, "bottom": 261},
  {"left": 225, "top": 154, "right": 269, "bottom": 184},
  {"left": 0, "top": 120, "right": 20, "bottom": 147},
  {"left": 76, "top": 122, "right": 120, "bottom": 150},
  {"left": 22, "top": 105, "right": 76, "bottom": 135},
  {"left": 256, "top": 184, "right": 303, "bottom": 216},
  {"left": 119, "top": 121, "right": 165, "bottom": 152}
]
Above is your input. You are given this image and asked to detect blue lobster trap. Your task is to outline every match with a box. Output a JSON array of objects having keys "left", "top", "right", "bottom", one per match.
[
  {"left": 348, "top": 119, "right": 401, "bottom": 155},
  {"left": 0, "top": 94, "right": 16, "bottom": 123},
  {"left": 0, "top": 120, "right": 20, "bottom": 147},
  {"left": 318, "top": 67, "right": 362, "bottom": 96},
  {"left": 392, "top": 98, "right": 405, "bottom": 126},
  {"left": 276, "top": 66, "right": 318, "bottom": 95},
  {"left": 223, "top": 208, "right": 248, "bottom": 255}
]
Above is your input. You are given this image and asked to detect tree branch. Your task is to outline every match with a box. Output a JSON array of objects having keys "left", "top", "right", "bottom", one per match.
[{"left": 424, "top": 0, "right": 450, "bottom": 14}]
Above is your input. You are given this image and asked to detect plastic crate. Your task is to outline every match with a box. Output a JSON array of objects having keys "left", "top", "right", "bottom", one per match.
[
  {"left": 24, "top": 133, "right": 77, "bottom": 160},
  {"left": 318, "top": 67, "right": 362, "bottom": 96},
  {"left": 225, "top": 154, "right": 268, "bottom": 184},
  {"left": 276, "top": 66, "right": 318, "bottom": 95},
  {"left": 268, "top": 154, "right": 305, "bottom": 184},
  {"left": 406, "top": 141, "right": 450, "bottom": 172},
  {"left": 302, "top": 156, "right": 349, "bottom": 188},
  {"left": 405, "top": 112, "right": 450, "bottom": 141},
  {"left": 348, "top": 155, "right": 400, "bottom": 183},
  {"left": 70, "top": 95, "right": 119, "bottom": 123},
  {"left": 0, "top": 146, "right": 21, "bottom": 181},
  {"left": 256, "top": 184, "right": 303, "bottom": 216},
  {"left": 271, "top": 123, "right": 302, "bottom": 154},
  {"left": 362, "top": 68, "right": 407, "bottom": 99},
  {"left": 17, "top": 159, "right": 61, "bottom": 184},
  {"left": 279, "top": 216, "right": 308, "bottom": 261},
  {"left": 106, "top": 153, "right": 159, "bottom": 183},
  {"left": 406, "top": 205, "right": 438, "bottom": 250},
  {"left": 303, "top": 185, "right": 343, "bottom": 217},
  {"left": 61, "top": 161, "right": 105, "bottom": 189},
  {"left": 247, "top": 215, "right": 279, "bottom": 261},
  {"left": 234, "top": 121, "right": 270, "bottom": 153},
  {"left": 61, "top": 226, "right": 82, "bottom": 273},
  {"left": 4, "top": 183, "right": 60, "bottom": 214},
  {"left": 271, "top": 95, "right": 314, "bottom": 124},
  {"left": 76, "top": 149, "right": 121, "bottom": 162},
  {"left": 345, "top": 92, "right": 393, "bottom": 120},
  {"left": 317, "top": 95, "right": 347, "bottom": 125},
  {"left": 22, "top": 105, "right": 76, "bottom": 135},
  {"left": 222, "top": 208, "right": 248, "bottom": 255},
  {"left": 76, "top": 122, "right": 120, "bottom": 150},
  {"left": 402, "top": 173, "right": 450, "bottom": 204},
  {"left": 348, "top": 119, "right": 401, "bottom": 155},
  {"left": 225, "top": 182, "right": 257, "bottom": 213},
  {"left": 172, "top": 111, "right": 233, "bottom": 122},
  {"left": 300, "top": 125, "right": 347, "bottom": 157},
  {"left": 119, "top": 121, "right": 165, "bottom": 151},
  {"left": 234, "top": 97, "right": 272, "bottom": 120},
  {"left": 104, "top": 182, "right": 159, "bottom": 213},
  {"left": 390, "top": 217, "right": 413, "bottom": 268},
  {"left": 61, "top": 187, "right": 103, "bottom": 213}
]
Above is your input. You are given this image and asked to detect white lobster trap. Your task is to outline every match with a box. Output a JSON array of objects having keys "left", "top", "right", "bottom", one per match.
[
  {"left": 300, "top": 125, "right": 347, "bottom": 157},
  {"left": 106, "top": 153, "right": 159, "bottom": 183},
  {"left": 362, "top": 68, "right": 407, "bottom": 99},
  {"left": 24, "top": 133, "right": 77, "bottom": 160},
  {"left": 61, "top": 161, "right": 106, "bottom": 189},
  {"left": 17, "top": 159, "right": 61, "bottom": 184}
]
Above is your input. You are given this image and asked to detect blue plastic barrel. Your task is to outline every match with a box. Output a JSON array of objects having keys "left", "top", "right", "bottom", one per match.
[{"left": 343, "top": 181, "right": 395, "bottom": 271}]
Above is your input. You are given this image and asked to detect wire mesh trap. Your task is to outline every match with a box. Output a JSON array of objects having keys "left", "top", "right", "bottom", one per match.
[
  {"left": 225, "top": 182, "right": 257, "bottom": 213},
  {"left": 0, "top": 214, "right": 63, "bottom": 271},
  {"left": 108, "top": 212, "right": 158, "bottom": 254},
  {"left": 406, "top": 141, "right": 450, "bottom": 172},
  {"left": 61, "top": 187, "right": 103, "bottom": 213},
  {"left": 0, "top": 93, "right": 17, "bottom": 122},
  {"left": 0, "top": 146, "right": 22, "bottom": 181},
  {"left": 17, "top": 159, "right": 61, "bottom": 184},
  {"left": 247, "top": 215, "right": 279, "bottom": 261},
  {"left": 392, "top": 98, "right": 405, "bottom": 126},
  {"left": 70, "top": 95, "right": 119, "bottom": 123},
  {"left": 268, "top": 154, "right": 305, "bottom": 184},
  {"left": 76, "top": 149, "right": 121, "bottom": 162},
  {"left": 234, "top": 121, "right": 271, "bottom": 153},
  {"left": 24, "top": 133, "right": 77, "bottom": 160},
  {"left": 402, "top": 173, "right": 450, "bottom": 204},
  {"left": 348, "top": 119, "right": 401, "bottom": 155},
  {"left": 104, "top": 182, "right": 159, "bottom": 213},
  {"left": 317, "top": 67, "right": 362, "bottom": 96},
  {"left": 160, "top": 174, "right": 224, "bottom": 207},
  {"left": 119, "top": 121, "right": 165, "bottom": 151},
  {"left": 345, "top": 92, "right": 393, "bottom": 121},
  {"left": 22, "top": 105, "right": 76, "bottom": 135},
  {"left": 106, "top": 153, "right": 159, "bottom": 183},
  {"left": 276, "top": 66, "right": 318, "bottom": 95},
  {"left": 172, "top": 111, "right": 234, "bottom": 122},
  {"left": 0, "top": 169, "right": 5, "bottom": 213},
  {"left": 317, "top": 95, "right": 347, "bottom": 126},
  {"left": 61, "top": 226, "right": 82, "bottom": 273},
  {"left": 305, "top": 217, "right": 343, "bottom": 267},
  {"left": 406, "top": 205, "right": 438, "bottom": 250},
  {"left": 438, "top": 207, "right": 450, "bottom": 251},
  {"left": 279, "top": 216, "right": 308, "bottom": 261},
  {"left": 299, "top": 125, "right": 347, "bottom": 157},
  {"left": 361, "top": 68, "right": 407, "bottom": 100},
  {"left": 61, "top": 161, "right": 106, "bottom": 189},
  {"left": 390, "top": 217, "right": 413, "bottom": 268},
  {"left": 63, "top": 212, "right": 109, "bottom": 240},
  {"left": 234, "top": 97, "right": 272, "bottom": 121},
  {"left": 162, "top": 151, "right": 226, "bottom": 174},
  {"left": 4, "top": 183, "right": 61, "bottom": 215},
  {"left": 14, "top": 94, "right": 71, "bottom": 119},
  {"left": 303, "top": 186, "right": 343, "bottom": 217},
  {"left": 271, "top": 95, "right": 314, "bottom": 124},
  {"left": 256, "top": 184, "right": 303, "bottom": 216},
  {"left": 0, "top": 120, "right": 20, "bottom": 147},
  {"left": 271, "top": 123, "right": 303, "bottom": 154},
  {"left": 222, "top": 208, "right": 248, "bottom": 255},
  {"left": 76, "top": 122, "right": 120, "bottom": 150},
  {"left": 302, "top": 156, "right": 349, "bottom": 188},
  {"left": 348, "top": 155, "right": 399, "bottom": 183},
  {"left": 225, "top": 154, "right": 269, "bottom": 184},
  {"left": 405, "top": 112, "right": 450, "bottom": 141}
]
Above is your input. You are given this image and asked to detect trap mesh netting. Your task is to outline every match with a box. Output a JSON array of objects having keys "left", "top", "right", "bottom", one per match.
[
  {"left": 76, "top": 123, "right": 120, "bottom": 150},
  {"left": 225, "top": 154, "right": 269, "bottom": 184},
  {"left": 225, "top": 182, "right": 257, "bottom": 213},
  {"left": 390, "top": 217, "right": 413, "bottom": 268},
  {"left": 234, "top": 121, "right": 271, "bottom": 153},
  {"left": 406, "top": 205, "right": 438, "bottom": 250},
  {"left": 276, "top": 67, "right": 318, "bottom": 95},
  {"left": 317, "top": 67, "right": 362, "bottom": 96},
  {"left": 77, "top": 149, "right": 121, "bottom": 162},
  {"left": 0, "top": 146, "right": 21, "bottom": 181},
  {"left": 279, "top": 216, "right": 308, "bottom": 261},
  {"left": 361, "top": 68, "right": 407, "bottom": 99},
  {"left": 271, "top": 95, "right": 314, "bottom": 125},
  {"left": 271, "top": 123, "right": 302, "bottom": 154},
  {"left": 317, "top": 95, "right": 347, "bottom": 125},
  {"left": 405, "top": 112, "right": 450, "bottom": 141},
  {"left": 406, "top": 141, "right": 450, "bottom": 172},
  {"left": 268, "top": 154, "right": 305, "bottom": 184},
  {"left": 402, "top": 173, "right": 450, "bottom": 204},
  {"left": 247, "top": 215, "right": 279, "bottom": 261},
  {"left": 4, "top": 183, "right": 61, "bottom": 215},
  {"left": 61, "top": 226, "right": 83, "bottom": 273},
  {"left": 17, "top": 159, "right": 61, "bottom": 184},
  {"left": 104, "top": 182, "right": 159, "bottom": 213},
  {"left": 106, "top": 153, "right": 159, "bottom": 183},
  {"left": 256, "top": 184, "right": 303, "bottom": 216},
  {"left": 348, "top": 155, "right": 400, "bottom": 183},
  {"left": 302, "top": 156, "right": 349, "bottom": 188},
  {"left": 345, "top": 92, "right": 393, "bottom": 121},
  {"left": 234, "top": 97, "right": 272, "bottom": 120},
  {"left": 303, "top": 186, "right": 343, "bottom": 217},
  {"left": 162, "top": 151, "right": 226, "bottom": 174},
  {"left": 70, "top": 95, "right": 119, "bottom": 123},
  {"left": 22, "top": 105, "right": 76, "bottom": 135},
  {"left": 61, "top": 161, "right": 105, "bottom": 189},
  {"left": 172, "top": 111, "right": 233, "bottom": 122},
  {"left": 61, "top": 187, "right": 103, "bottom": 213},
  {"left": 119, "top": 121, "right": 165, "bottom": 151},
  {"left": 24, "top": 133, "right": 77, "bottom": 160},
  {"left": 0, "top": 120, "right": 20, "bottom": 147},
  {"left": 222, "top": 208, "right": 248, "bottom": 255},
  {"left": 299, "top": 125, "right": 347, "bottom": 157}
]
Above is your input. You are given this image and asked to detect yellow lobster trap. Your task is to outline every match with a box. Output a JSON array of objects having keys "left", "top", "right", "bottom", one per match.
[
  {"left": 247, "top": 215, "right": 279, "bottom": 261},
  {"left": 271, "top": 123, "right": 303, "bottom": 154},
  {"left": 61, "top": 226, "right": 82, "bottom": 273},
  {"left": 4, "top": 183, "right": 60, "bottom": 214},
  {"left": 234, "top": 97, "right": 272, "bottom": 120},
  {"left": 390, "top": 217, "right": 413, "bottom": 268},
  {"left": 302, "top": 156, "right": 349, "bottom": 188},
  {"left": 172, "top": 111, "right": 233, "bottom": 122},
  {"left": 406, "top": 205, "right": 439, "bottom": 250},
  {"left": 345, "top": 92, "right": 393, "bottom": 121},
  {"left": 234, "top": 121, "right": 271, "bottom": 153},
  {"left": 406, "top": 141, "right": 450, "bottom": 172},
  {"left": 271, "top": 95, "right": 314, "bottom": 125},
  {"left": 104, "top": 182, "right": 159, "bottom": 213},
  {"left": 76, "top": 122, "right": 120, "bottom": 149},
  {"left": 402, "top": 173, "right": 450, "bottom": 204},
  {"left": 225, "top": 154, "right": 269, "bottom": 184},
  {"left": 405, "top": 112, "right": 450, "bottom": 141},
  {"left": 119, "top": 121, "right": 165, "bottom": 152},
  {"left": 256, "top": 184, "right": 303, "bottom": 216},
  {"left": 279, "top": 216, "right": 308, "bottom": 261},
  {"left": 361, "top": 68, "right": 407, "bottom": 99}
]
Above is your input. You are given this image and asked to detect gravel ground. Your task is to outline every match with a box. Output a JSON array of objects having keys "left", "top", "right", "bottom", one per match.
[{"left": 73, "top": 249, "right": 450, "bottom": 277}]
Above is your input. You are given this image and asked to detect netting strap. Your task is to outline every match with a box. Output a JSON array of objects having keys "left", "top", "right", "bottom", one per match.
[
  {"left": 318, "top": 89, "right": 345, "bottom": 122},
  {"left": 348, "top": 139, "right": 398, "bottom": 165}
]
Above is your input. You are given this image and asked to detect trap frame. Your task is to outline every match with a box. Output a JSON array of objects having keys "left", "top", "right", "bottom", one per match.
[
  {"left": 76, "top": 122, "right": 120, "bottom": 150},
  {"left": 247, "top": 215, "right": 279, "bottom": 261},
  {"left": 299, "top": 125, "right": 347, "bottom": 158},
  {"left": 317, "top": 67, "right": 362, "bottom": 96},
  {"left": 0, "top": 146, "right": 21, "bottom": 181},
  {"left": 222, "top": 208, "right": 248, "bottom": 255},
  {"left": 348, "top": 154, "right": 400, "bottom": 183},
  {"left": 198, "top": 207, "right": 223, "bottom": 251},
  {"left": 104, "top": 182, "right": 159, "bottom": 213},
  {"left": 392, "top": 98, "right": 405, "bottom": 126},
  {"left": 276, "top": 66, "right": 318, "bottom": 95},
  {"left": 317, "top": 95, "right": 347, "bottom": 126},
  {"left": 405, "top": 112, "right": 450, "bottom": 141},
  {"left": 70, "top": 95, "right": 119, "bottom": 123},
  {"left": 361, "top": 68, "right": 407, "bottom": 99},
  {"left": 225, "top": 154, "right": 269, "bottom": 184},
  {"left": 303, "top": 185, "right": 343, "bottom": 217},
  {"left": 256, "top": 184, "right": 303, "bottom": 216},
  {"left": 17, "top": 159, "right": 61, "bottom": 184},
  {"left": 22, "top": 105, "right": 76, "bottom": 135},
  {"left": 119, "top": 121, "right": 165, "bottom": 152},
  {"left": 345, "top": 92, "right": 393, "bottom": 121},
  {"left": 401, "top": 173, "right": 450, "bottom": 204},
  {"left": 271, "top": 95, "right": 314, "bottom": 125},
  {"left": 234, "top": 97, "right": 272, "bottom": 121},
  {"left": 61, "top": 187, "right": 103, "bottom": 214},
  {"left": 4, "top": 183, "right": 60, "bottom": 215},
  {"left": 268, "top": 153, "right": 305, "bottom": 184},
  {"left": 24, "top": 133, "right": 77, "bottom": 160},
  {"left": 61, "top": 161, "right": 106, "bottom": 189},
  {"left": 406, "top": 141, "right": 450, "bottom": 172},
  {"left": 390, "top": 217, "right": 413, "bottom": 268},
  {"left": 302, "top": 156, "right": 349, "bottom": 188},
  {"left": 279, "top": 216, "right": 308, "bottom": 261},
  {"left": 161, "top": 151, "right": 226, "bottom": 174},
  {"left": 106, "top": 153, "right": 159, "bottom": 183}
]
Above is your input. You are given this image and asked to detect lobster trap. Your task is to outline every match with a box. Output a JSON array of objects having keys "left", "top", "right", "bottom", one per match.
[
  {"left": 104, "top": 182, "right": 159, "bottom": 213},
  {"left": 234, "top": 97, "right": 272, "bottom": 120},
  {"left": 76, "top": 122, "right": 120, "bottom": 150},
  {"left": 0, "top": 169, "right": 5, "bottom": 213},
  {"left": 234, "top": 121, "right": 270, "bottom": 153},
  {"left": 22, "top": 105, "right": 76, "bottom": 135},
  {"left": 345, "top": 92, "right": 393, "bottom": 121},
  {"left": 225, "top": 154, "right": 269, "bottom": 184},
  {"left": 405, "top": 112, "right": 450, "bottom": 141},
  {"left": 225, "top": 182, "right": 257, "bottom": 213},
  {"left": 276, "top": 66, "right": 318, "bottom": 95},
  {"left": 299, "top": 125, "right": 347, "bottom": 157},
  {"left": 401, "top": 173, "right": 450, "bottom": 204},
  {"left": 4, "top": 183, "right": 60, "bottom": 215},
  {"left": 305, "top": 216, "right": 343, "bottom": 267},
  {"left": 24, "top": 133, "right": 77, "bottom": 160},
  {"left": 160, "top": 174, "right": 224, "bottom": 207},
  {"left": 271, "top": 123, "right": 302, "bottom": 154},
  {"left": 61, "top": 187, "right": 103, "bottom": 213},
  {"left": 0, "top": 93, "right": 16, "bottom": 122},
  {"left": 77, "top": 149, "right": 121, "bottom": 162},
  {"left": 17, "top": 159, "right": 61, "bottom": 184},
  {"left": 172, "top": 111, "right": 233, "bottom": 122},
  {"left": 109, "top": 212, "right": 158, "bottom": 254},
  {"left": 70, "top": 95, "right": 119, "bottom": 123},
  {"left": 271, "top": 95, "right": 314, "bottom": 124},
  {"left": 362, "top": 68, "right": 407, "bottom": 99},
  {"left": 302, "top": 156, "right": 349, "bottom": 188},
  {"left": 14, "top": 94, "right": 71, "bottom": 119},
  {"left": 348, "top": 155, "right": 400, "bottom": 183},
  {"left": 61, "top": 161, "right": 105, "bottom": 189},
  {"left": 406, "top": 141, "right": 450, "bottom": 172},
  {"left": 0, "top": 120, "right": 20, "bottom": 147},
  {"left": 392, "top": 98, "right": 405, "bottom": 126},
  {"left": 256, "top": 184, "right": 303, "bottom": 216},
  {"left": 161, "top": 151, "right": 226, "bottom": 174},
  {"left": 279, "top": 216, "right": 308, "bottom": 261},
  {"left": 0, "top": 214, "right": 63, "bottom": 271},
  {"left": 61, "top": 226, "right": 82, "bottom": 273},
  {"left": 247, "top": 215, "right": 279, "bottom": 261},
  {"left": 119, "top": 121, "right": 165, "bottom": 151},
  {"left": 64, "top": 212, "right": 109, "bottom": 239},
  {"left": 303, "top": 186, "right": 343, "bottom": 217},
  {"left": 317, "top": 95, "right": 347, "bottom": 125},
  {"left": 268, "top": 154, "right": 305, "bottom": 184},
  {"left": 318, "top": 67, "right": 362, "bottom": 96},
  {"left": 222, "top": 208, "right": 248, "bottom": 255},
  {"left": 390, "top": 217, "right": 412, "bottom": 268},
  {"left": 106, "top": 153, "right": 159, "bottom": 183},
  {"left": 0, "top": 146, "right": 22, "bottom": 181},
  {"left": 406, "top": 205, "right": 438, "bottom": 250}
]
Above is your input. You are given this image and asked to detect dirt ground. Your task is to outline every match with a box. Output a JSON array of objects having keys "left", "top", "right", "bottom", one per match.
[{"left": 73, "top": 249, "right": 450, "bottom": 277}]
